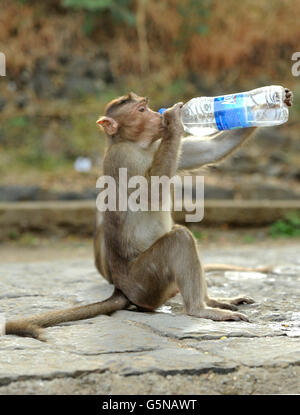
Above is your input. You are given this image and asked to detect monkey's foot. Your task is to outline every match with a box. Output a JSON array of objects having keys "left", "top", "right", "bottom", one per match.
[
  {"left": 284, "top": 88, "right": 293, "bottom": 106},
  {"left": 206, "top": 295, "right": 255, "bottom": 311},
  {"left": 189, "top": 307, "right": 249, "bottom": 322}
]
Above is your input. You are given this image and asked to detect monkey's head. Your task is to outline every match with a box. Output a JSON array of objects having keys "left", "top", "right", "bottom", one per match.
[{"left": 97, "top": 92, "right": 164, "bottom": 146}]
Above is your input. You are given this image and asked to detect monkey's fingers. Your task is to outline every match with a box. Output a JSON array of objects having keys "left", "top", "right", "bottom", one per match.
[
  {"left": 162, "top": 102, "right": 184, "bottom": 136},
  {"left": 163, "top": 102, "right": 183, "bottom": 120},
  {"left": 284, "top": 88, "right": 293, "bottom": 106},
  {"left": 206, "top": 297, "right": 238, "bottom": 311},
  {"left": 229, "top": 312, "right": 249, "bottom": 322},
  {"left": 230, "top": 295, "right": 255, "bottom": 305},
  {"left": 191, "top": 308, "right": 250, "bottom": 322}
]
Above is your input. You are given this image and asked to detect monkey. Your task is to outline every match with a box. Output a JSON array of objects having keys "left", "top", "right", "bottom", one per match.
[{"left": 4, "top": 89, "right": 293, "bottom": 339}]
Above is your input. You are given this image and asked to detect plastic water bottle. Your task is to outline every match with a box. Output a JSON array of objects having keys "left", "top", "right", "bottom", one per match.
[{"left": 159, "top": 85, "right": 289, "bottom": 136}]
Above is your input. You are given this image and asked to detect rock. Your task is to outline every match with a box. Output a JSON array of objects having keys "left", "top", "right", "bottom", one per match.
[
  {"left": 262, "top": 164, "right": 284, "bottom": 177},
  {"left": 29, "top": 54, "right": 112, "bottom": 99},
  {"left": 46, "top": 317, "right": 170, "bottom": 355},
  {"left": 289, "top": 168, "right": 300, "bottom": 181},
  {"left": 117, "top": 348, "right": 236, "bottom": 376},
  {"left": 54, "top": 189, "right": 98, "bottom": 201},
  {"left": 19, "top": 69, "right": 31, "bottom": 86},
  {"left": 0, "top": 338, "right": 110, "bottom": 386},
  {"left": 59, "top": 55, "right": 111, "bottom": 98},
  {"left": 14, "top": 93, "right": 29, "bottom": 109},
  {"left": 0, "top": 186, "right": 41, "bottom": 202},
  {"left": 0, "top": 97, "right": 6, "bottom": 112},
  {"left": 84, "top": 57, "right": 113, "bottom": 83},
  {"left": 2, "top": 200, "right": 300, "bottom": 240},
  {"left": 32, "top": 58, "right": 55, "bottom": 98},
  {"left": 57, "top": 53, "right": 70, "bottom": 66},
  {"left": 62, "top": 76, "right": 105, "bottom": 99},
  {"left": 204, "top": 185, "right": 234, "bottom": 200},
  {"left": 0, "top": 187, "right": 100, "bottom": 203},
  {"left": 187, "top": 337, "right": 300, "bottom": 368},
  {"left": 269, "top": 152, "right": 287, "bottom": 163},
  {"left": 114, "top": 309, "right": 282, "bottom": 340},
  {"left": 236, "top": 182, "right": 300, "bottom": 200}
]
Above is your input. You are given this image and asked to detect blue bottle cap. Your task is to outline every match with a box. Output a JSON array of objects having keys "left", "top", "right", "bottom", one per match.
[{"left": 158, "top": 108, "right": 167, "bottom": 114}]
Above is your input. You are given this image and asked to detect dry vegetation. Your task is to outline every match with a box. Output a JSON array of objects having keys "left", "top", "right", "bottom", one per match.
[
  {"left": 1, "top": 0, "right": 299, "bottom": 81},
  {"left": 0, "top": 0, "right": 299, "bottom": 181}
]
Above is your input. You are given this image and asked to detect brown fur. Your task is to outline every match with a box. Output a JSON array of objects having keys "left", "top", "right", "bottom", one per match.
[
  {"left": 5, "top": 289, "right": 129, "bottom": 339},
  {"left": 5, "top": 89, "right": 293, "bottom": 339},
  {"left": 94, "top": 96, "right": 253, "bottom": 322}
]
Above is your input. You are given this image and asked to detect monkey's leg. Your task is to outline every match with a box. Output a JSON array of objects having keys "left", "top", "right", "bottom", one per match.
[
  {"left": 119, "top": 225, "right": 248, "bottom": 321},
  {"left": 94, "top": 220, "right": 112, "bottom": 283},
  {"left": 205, "top": 296, "right": 254, "bottom": 311},
  {"left": 204, "top": 270, "right": 255, "bottom": 310}
]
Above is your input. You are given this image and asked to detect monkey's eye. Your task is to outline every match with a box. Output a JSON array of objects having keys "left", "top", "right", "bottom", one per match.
[{"left": 138, "top": 107, "right": 145, "bottom": 112}]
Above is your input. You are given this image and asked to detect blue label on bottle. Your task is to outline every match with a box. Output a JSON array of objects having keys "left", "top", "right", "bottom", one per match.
[{"left": 214, "top": 93, "right": 251, "bottom": 130}]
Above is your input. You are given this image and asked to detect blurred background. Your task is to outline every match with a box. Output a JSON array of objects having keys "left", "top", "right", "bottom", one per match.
[{"left": 0, "top": 0, "right": 300, "bottom": 244}]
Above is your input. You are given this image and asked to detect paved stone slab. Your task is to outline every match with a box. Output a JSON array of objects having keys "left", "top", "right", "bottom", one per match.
[
  {"left": 113, "top": 348, "right": 236, "bottom": 376},
  {"left": 114, "top": 309, "right": 283, "bottom": 340},
  {"left": 0, "top": 260, "right": 113, "bottom": 319},
  {"left": 45, "top": 316, "right": 171, "bottom": 355},
  {"left": 0, "top": 337, "right": 110, "bottom": 386},
  {"left": 185, "top": 336, "right": 300, "bottom": 368},
  {"left": 0, "top": 338, "right": 236, "bottom": 383},
  {"left": 0, "top": 244, "right": 299, "bottom": 389}
]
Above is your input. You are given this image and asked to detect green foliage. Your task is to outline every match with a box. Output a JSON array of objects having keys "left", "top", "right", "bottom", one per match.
[
  {"left": 18, "top": 150, "right": 69, "bottom": 171},
  {"left": 8, "top": 230, "right": 20, "bottom": 241},
  {"left": 82, "top": 12, "right": 97, "bottom": 36},
  {"left": 243, "top": 235, "right": 255, "bottom": 243},
  {"left": 1, "top": 116, "right": 30, "bottom": 147},
  {"left": 269, "top": 212, "right": 300, "bottom": 238},
  {"left": 4, "top": 116, "right": 29, "bottom": 129},
  {"left": 19, "top": 232, "right": 39, "bottom": 246},
  {"left": 177, "top": 0, "right": 211, "bottom": 39},
  {"left": 62, "top": 0, "right": 113, "bottom": 10},
  {"left": 62, "top": 0, "right": 135, "bottom": 26},
  {"left": 192, "top": 230, "right": 202, "bottom": 240}
]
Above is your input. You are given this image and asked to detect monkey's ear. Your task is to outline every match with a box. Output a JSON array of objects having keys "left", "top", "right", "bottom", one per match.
[
  {"left": 129, "top": 91, "right": 139, "bottom": 100},
  {"left": 96, "top": 116, "right": 119, "bottom": 135}
]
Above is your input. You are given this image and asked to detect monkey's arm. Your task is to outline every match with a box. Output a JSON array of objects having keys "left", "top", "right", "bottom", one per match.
[
  {"left": 148, "top": 133, "right": 181, "bottom": 178},
  {"left": 178, "top": 127, "right": 257, "bottom": 170},
  {"left": 147, "top": 103, "right": 183, "bottom": 178}
]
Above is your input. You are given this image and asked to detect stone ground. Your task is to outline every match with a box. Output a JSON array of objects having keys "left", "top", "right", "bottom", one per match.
[{"left": 0, "top": 234, "right": 299, "bottom": 395}]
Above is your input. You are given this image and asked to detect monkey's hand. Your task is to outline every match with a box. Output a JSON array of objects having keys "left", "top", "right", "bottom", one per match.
[
  {"left": 284, "top": 88, "right": 293, "bottom": 107},
  {"left": 149, "top": 102, "right": 184, "bottom": 178},
  {"left": 162, "top": 102, "right": 184, "bottom": 140}
]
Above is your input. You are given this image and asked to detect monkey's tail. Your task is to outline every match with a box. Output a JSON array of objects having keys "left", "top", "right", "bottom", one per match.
[
  {"left": 5, "top": 288, "right": 130, "bottom": 340},
  {"left": 204, "top": 264, "right": 273, "bottom": 273}
]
